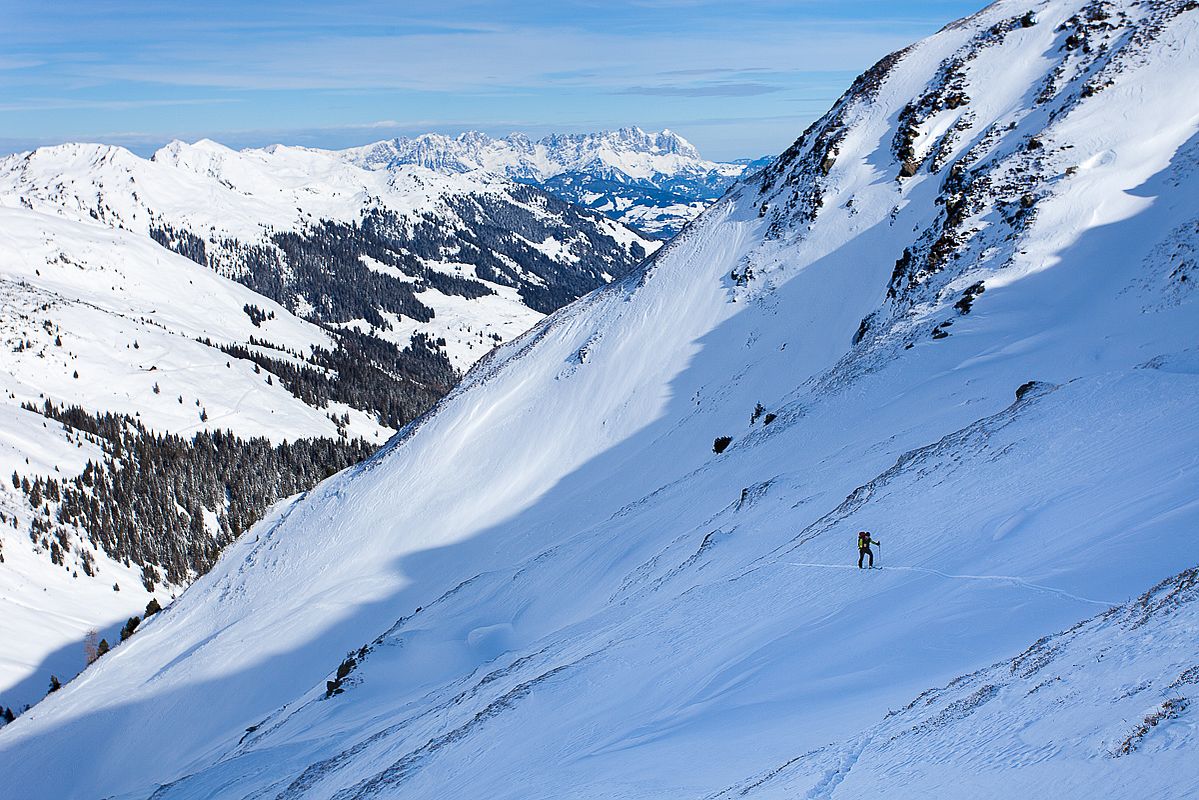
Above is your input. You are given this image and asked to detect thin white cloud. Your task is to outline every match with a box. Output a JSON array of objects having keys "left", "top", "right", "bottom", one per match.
[
  {"left": 0, "top": 97, "right": 241, "bottom": 112},
  {"left": 0, "top": 56, "right": 44, "bottom": 70},
  {"left": 617, "top": 83, "right": 785, "bottom": 97},
  {"left": 82, "top": 24, "right": 919, "bottom": 94}
]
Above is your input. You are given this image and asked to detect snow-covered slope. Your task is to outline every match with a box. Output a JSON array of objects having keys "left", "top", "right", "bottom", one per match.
[
  {"left": 3, "top": 0, "right": 1199, "bottom": 797},
  {"left": 347, "top": 128, "right": 755, "bottom": 238},
  {"left": 717, "top": 566, "right": 1199, "bottom": 798},
  {"left": 0, "top": 140, "right": 655, "bottom": 369},
  {"left": 0, "top": 139, "right": 655, "bottom": 710},
  {"left": 0, "top": 206, "right": 363, "bottom": 441}
]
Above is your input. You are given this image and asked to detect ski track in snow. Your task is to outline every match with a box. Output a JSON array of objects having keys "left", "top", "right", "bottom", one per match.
[
  {"left": 804, "top": 735, "right": 871, "bottom": 800},
  {"left": 783, "top": 562, "right": 1118, "bottom": 607}
]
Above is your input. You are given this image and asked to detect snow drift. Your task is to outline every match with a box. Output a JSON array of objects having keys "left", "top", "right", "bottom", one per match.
[{"left": 2, "top": 0, "right": 1198, "bottom": 797}]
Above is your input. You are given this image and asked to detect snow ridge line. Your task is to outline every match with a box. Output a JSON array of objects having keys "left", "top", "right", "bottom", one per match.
[{"left": 783, "top": 562, "right": 1117, "bottom": 606}]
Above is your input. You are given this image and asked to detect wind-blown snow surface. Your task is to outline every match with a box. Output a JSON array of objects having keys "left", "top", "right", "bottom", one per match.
[
  {"left": 346, "top": 128, "right": 753, "bottom": 238},
  {"left": 3, "top": 0, "right": 1199, "bottom": 797}
]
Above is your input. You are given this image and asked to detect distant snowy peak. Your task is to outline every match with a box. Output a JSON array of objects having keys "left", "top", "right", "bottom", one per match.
[
  {"left": 345, "top": 127, "right": 757, "bottom": 238},
  {"left": 4, "top": 138, "right": 505, "bottom": 242},
  {"left": 348, "top": 127, "right": 714, "bottom": 180}
]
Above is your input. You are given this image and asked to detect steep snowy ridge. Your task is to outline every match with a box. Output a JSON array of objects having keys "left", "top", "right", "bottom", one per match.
[
  {"left": 346, "top": 127, "right": 755, "bottom": 238},
  {"left": 2, "top": 0, "right": 1198, "bottom": 797}
]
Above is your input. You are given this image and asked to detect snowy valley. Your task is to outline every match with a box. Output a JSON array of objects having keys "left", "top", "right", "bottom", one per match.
[
  {"left": 0, "top": 141, "right": 654, "bottom": 713},
  {"left": 1, "top": 0, "right": 1198, "bottom": 798}
]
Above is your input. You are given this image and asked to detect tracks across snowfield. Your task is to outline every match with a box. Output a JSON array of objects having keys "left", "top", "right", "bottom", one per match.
[{"left": 783, "top": 562, "right": 1118, "bottom": 607}]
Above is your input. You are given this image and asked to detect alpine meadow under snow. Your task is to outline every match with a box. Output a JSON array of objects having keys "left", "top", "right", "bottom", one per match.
[{"left": 2, "top": 0, "right": 1199, "bottom": 798}]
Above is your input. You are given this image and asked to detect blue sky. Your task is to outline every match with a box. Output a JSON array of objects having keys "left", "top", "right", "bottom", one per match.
[{"left": 0, "top": 0, "right": 984, "bottom": 161}]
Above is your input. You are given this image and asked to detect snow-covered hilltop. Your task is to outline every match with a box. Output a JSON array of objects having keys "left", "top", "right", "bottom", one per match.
[
  {"left": 3, "top": 0, "right": 1199, "bottom": 797},
  {"left": 346, "top": 127, "right": 758, "bottom": 238},
  {"left": 0, "top": 140, "right": 655, "bottom": 712},
  {"left": 1, "top": 139, "right": 655, "bottom": 357}
]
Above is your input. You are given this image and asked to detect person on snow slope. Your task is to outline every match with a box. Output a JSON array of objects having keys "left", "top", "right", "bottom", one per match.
[{"left": 857, "top": 531, "right": 880, "bottom": 569}]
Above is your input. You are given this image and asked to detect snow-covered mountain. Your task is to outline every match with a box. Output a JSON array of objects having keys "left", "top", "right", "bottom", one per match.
[
  {"left": 1, "top": 140, "right": 655, "bottom": 362},
  {"left": 0, "top": 141, "right": 655, "bottom": 712},
  {"left": 346, "top": 127, "right": 758, "bottom": 238},
  {"left": 3, "top": 1, "right": 1199, "bottom": 798}
]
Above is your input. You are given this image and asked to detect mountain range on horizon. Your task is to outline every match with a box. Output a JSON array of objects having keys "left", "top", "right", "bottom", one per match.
[
  {"left": 0, "top": 126, "right": 765, "bottom": 241},
  {"left": 346, "top": 126, "right": 768, "bottom": 238}
]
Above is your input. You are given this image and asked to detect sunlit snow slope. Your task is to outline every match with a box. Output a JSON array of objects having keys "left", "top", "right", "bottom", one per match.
[
  {"left": 2, "top": 1, "right": 1198, "bottom": 797},
  {"left": 0, "top": 137, "right": 655, "bottom": 712}
]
